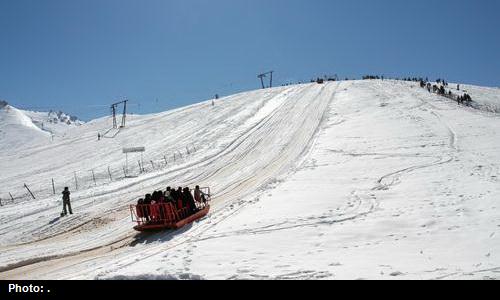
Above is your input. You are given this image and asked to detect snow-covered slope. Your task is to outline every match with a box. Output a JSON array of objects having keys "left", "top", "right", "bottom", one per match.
[
  {"left": 22, "top": 109, "right": 83, "bottom": 136},
  {"left": 0, "top": 103, "right": 50, "bottom": 150},
  {"left": 0, "top": 80, "right": 499, "bottom": 280},
  {"left": 458, "top": 84, "right": 500, "bottom": 113},
  {"left": 0, "top": 102, "right": 83, "bottom": 151}
]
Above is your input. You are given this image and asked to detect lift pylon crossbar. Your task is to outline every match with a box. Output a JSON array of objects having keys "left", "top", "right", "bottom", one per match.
[
  {"left": 111, "top": 100, "right": 129, "bottom": 129},
  {"left": 257, "top": 71, "right": 274, "bottom": 89}
]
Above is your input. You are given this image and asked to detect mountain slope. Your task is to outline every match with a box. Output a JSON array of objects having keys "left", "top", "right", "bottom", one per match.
[
  {"left": 0, "top": 80, "right": 499, "bottom": 280},
  {"left": 22, "top": 109, "right": 83, "bottom": 136},
  {"left": 0, "top": 103, "right": 50, "bottom": 150},
  {"left": 0, "top": 102, "right": 83, "bottom": 152}
]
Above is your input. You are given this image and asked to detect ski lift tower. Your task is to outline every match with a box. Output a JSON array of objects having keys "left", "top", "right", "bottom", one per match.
[
  {"left": 257, "top": 71, "right": 274, "bottom": 89},
  {"left": 111, "top": 100, "right": 129, "bottom": 129}
]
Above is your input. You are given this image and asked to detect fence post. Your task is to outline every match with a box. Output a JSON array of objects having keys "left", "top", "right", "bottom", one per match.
[
  {"left": 92, "top": 170, "right": 97, "bottom": 186},
  {"left": 150, "top": 161, "right": 155, "bottom": 170},
  {"left": 24, "top": 183, "right": 36, "bottom": 200},
  {"left": 52, "top": 178, "right": 56, "bottom": 195},
  {"left": 123, "top": 166, "right": 127, "bottom": 177},
  {"left": 186, "top": 146, "right": 190, "bottom": 155},
  {"left": 108, "top": 166, "right": 113, "bottom": 181},
  {"left": 164, "top": 156, "right": 168, "bottom": 166},
  {"left": 9, "top": 192, "right": 14, "bottom": 202},
  {"left": 173, "top": 153, "right": 176, "bottom": 162},
  {"left": 0, "top": 197, "right": 2, "bottom": 206},
  {"left": 74, "top": 171, "right": 79, "bottom": 190},
  {"left": 138, "top": 161, "right": 142, "bottom": 174}
]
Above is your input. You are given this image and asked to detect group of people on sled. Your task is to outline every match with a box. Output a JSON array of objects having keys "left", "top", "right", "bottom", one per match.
[{"left": 136, "top": 186, "right": 209, "bottom": 224}]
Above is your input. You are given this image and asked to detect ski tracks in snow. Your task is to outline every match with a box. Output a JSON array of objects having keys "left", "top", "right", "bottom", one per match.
[
  {"left": 370, "top": 84, "right": 460, "bottom": 192},
  {"left": 0, "top": 83, "right": 343, "bottom": 279}
]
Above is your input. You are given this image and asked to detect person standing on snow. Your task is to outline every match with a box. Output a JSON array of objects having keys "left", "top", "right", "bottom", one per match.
[{"left": 61, "top": 187, "right": 73, "bottom": 216}]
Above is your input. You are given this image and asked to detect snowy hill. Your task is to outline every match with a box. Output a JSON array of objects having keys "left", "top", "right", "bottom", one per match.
[
  {"left": 0, "top": 101, "right": 83, "bottom": 151},
  {"left": 0, "top": 102, "right": 50, "bottom": 150},
  {"left": 22, "top": 109, "right": 83, "bottom": 135},
  {"left": 0, "top": 80, "right": 499, "bottom": 280},
  {"left": 457, "top": 84, "right": 500, "bottom": 113}
]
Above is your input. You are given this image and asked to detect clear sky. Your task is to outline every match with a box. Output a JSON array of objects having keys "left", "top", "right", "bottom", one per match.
[{"left": 1, "top": 0, "right": 499, "bottom": 120}]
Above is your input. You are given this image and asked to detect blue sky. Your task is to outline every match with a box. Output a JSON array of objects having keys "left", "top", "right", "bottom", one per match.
[{"left": 1, "top": 0, "right": 499, "bottom": 120}]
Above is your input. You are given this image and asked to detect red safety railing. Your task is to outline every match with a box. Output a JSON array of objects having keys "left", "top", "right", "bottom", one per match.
[{"left": 130, "top": 187, "right": 211, "bottom": 228}]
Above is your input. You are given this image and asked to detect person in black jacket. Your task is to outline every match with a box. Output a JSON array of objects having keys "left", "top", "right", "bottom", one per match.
[
  {"left": 183, "top": 187, "right": 197, "bottom": 214},
  {"left": 61, "top": 187, "right": 73, "bottom": 216},
  {"left": 176, "top": 187, "right": 184, "bottom": 210},
  {"left": 143, "top": 194, "right": 152, "bottom": 221},
  {"left": 169, "top": 187, "right": 177, "bottom": 205}
]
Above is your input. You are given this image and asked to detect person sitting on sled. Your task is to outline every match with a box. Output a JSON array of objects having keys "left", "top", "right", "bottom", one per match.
[{"left": 183, "top": 187, "right": 197, "bottom": 214}]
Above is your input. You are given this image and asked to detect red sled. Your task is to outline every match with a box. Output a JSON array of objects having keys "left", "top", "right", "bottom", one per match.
[{"left": 130, "top": 187, "right": 211, "bottom": 232}]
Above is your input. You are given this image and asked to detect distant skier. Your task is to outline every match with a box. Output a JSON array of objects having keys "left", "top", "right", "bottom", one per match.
[
  {"left": 98, "top": 133, "right": 101, "bottom": 141},
  {"left": 439, "top": 86, "right": 445, "bottom": 95},
  {"left": 61, "top": 187, "right": 73, "bottom": 216}
]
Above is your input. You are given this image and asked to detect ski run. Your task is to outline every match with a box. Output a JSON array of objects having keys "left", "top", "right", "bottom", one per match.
[{"left": 0, "top": 80, "right": 499, "bottom": 280}]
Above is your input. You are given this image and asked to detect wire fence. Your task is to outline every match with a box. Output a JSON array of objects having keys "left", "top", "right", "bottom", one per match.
[{"left": 0, "top": 144, "right": 198, "bottom": 207}]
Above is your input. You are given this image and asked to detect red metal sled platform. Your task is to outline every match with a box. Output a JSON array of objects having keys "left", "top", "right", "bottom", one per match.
[{"left": 130, "top": 187, "right": 211, "bottom": 232}]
